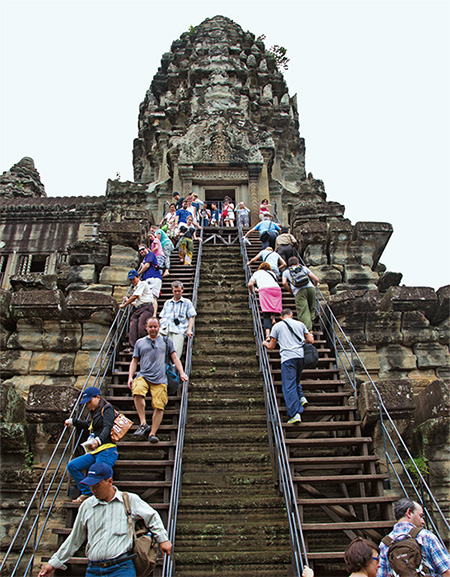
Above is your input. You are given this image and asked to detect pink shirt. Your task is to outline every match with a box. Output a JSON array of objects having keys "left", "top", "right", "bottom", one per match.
[{"left": 151, "top": 238, "right": 164, "bottom": 258}]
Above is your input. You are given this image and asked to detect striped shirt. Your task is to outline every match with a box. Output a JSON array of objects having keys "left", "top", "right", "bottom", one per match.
[
  {"left": 48, "top": 488, "right": 169, "bottom": 568},
  {"left": 378, "top": 522, "right": 450, "bottom": 577}
]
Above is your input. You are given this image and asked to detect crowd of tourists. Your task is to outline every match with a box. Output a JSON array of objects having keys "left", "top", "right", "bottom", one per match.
[{"left": 39, "top": 197, "right": 450, "bottom": 577}]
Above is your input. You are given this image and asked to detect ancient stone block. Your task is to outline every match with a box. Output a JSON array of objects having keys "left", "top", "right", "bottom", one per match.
[
  {"left": 437, "top": 318, "right": 450, "bottom": 346},
  {"left": 334, "top": 313, "right": 367, "bottom": 346},
  {"left": 354, "top": 346, "right": 380, "bottom": 373},
  {"left": 109, "top": 245, "right": 138, "bottom": 268},
  {"left": 345, "top": 265, "right": 379, "bottom": 287},
  {"left": 81, "top": 323, "right": 111, "bottom": 350},
  {"left": 357, "top": 379, "right": 416, "bottom": 425},
  {"left": 309, "top": 265, "right": 342, "bottom": 289},
  {"left": 99, "top": 266, "right": 132, "bottom": 286},
  {"left": 329, "top": 289, "right": 382, "bottom": 316},
  {"left": 74, "top": 350, "right": 101, "bottom": 375},
  {"left": 0, "top": 423, "right": 27, "bottom": 453},
  {"left": 10, "top": 289, "right": 66, "bottom": 321},
  {"left": 112, "top": 286, "right": 129, "bottom": 303},
  {"left": 377, "top": 271, "right": 403, "bottom": 293},
  {"left": 366, "top": 311, "right": 402, "bottom": 345},
  {"left": 42, "top": 321, "right": 82, "bottom": 351},
  {"left": 83, "top": 284, "right": 113, "bottom": 296},
  {"left": 66, "top": 291, "right": 117, "bottom": 322},
  {"left": 1, "top": 375, "right": 45, "bottom": 399},
  {"left": 401, "top": 311, "right": 437, "bottom": 346},
  {"left": 0, "top": 383, "right": 26, "bottom": 424},
  {"left": 7, "top": 318, "right": 44, "bottom": 350},
  {"left": 378, "top": 344, "right": 417, "bottom": 373},
  {"left": 380, "top": 286, "right": 438, "bottom": 319},
  {"left": 26, "top": 384, "right": 79, "bottom": 422},
  {"left": 74, "top": 375, "right": 99, "bottom": 390},
  {"left": 431, "top": 285, "right": 450, "bottom": 325},
  {"left": 65, "top": 264, "right": 97, "bottom": 285},
  {"left": 353, "top": 221, "right": 393, "bottom": 267},
  {"left": 68, "top": 241, "right": 109, "bottom": 266},
  {"left": 413, "top": 342, "right": 450, "bottom": 369},
  {"left": 414, "top": 379, "right": 450, "bottom": 424},
  {"left": 0, "top": 350, "right": 32, "bottom": 377},
  {"left": 0, "top": 289, "right": 13, "bottom": 329},
  {"left": 9, "top": 274, "right": 58, "bottom": 291},
  {"left": 29, "top": 352, "right": 75, "bottom": 376}
]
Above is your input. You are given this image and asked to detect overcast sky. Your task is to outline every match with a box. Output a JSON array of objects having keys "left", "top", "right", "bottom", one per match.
[{"left": 1, "top": 0, "right": 449, "bottom": 290}]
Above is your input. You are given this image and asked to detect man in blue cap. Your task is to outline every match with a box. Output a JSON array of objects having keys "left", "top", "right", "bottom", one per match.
[
  {"left": 120, "top": 269, "right": 157, "bottom": 352},
  {"left": 38, "top": 462, "right": 172, "bottom": 576},
  {"left": 64, "top": 387, "right": 118, "bottom": 504}
]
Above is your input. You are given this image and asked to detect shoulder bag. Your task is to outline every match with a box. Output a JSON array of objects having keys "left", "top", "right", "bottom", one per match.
[
  {"left": 122, "top": 492, "right": 159, "bottom": 576},
  {"left": 282, "top": 320, "right": 318, "bottom": 369}
]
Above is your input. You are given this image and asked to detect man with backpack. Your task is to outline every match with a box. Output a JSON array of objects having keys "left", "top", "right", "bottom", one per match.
[
  {"left": 282, "top": 256, "right": 319, "bottom": 331},
  {"left": 378, "top": 498, "right": 450, "bottom": 577}
]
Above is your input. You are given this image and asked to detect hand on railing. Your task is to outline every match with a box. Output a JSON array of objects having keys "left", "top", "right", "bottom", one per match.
[{"left": 302, "top": 567, "right": 314, "bottom": 577}]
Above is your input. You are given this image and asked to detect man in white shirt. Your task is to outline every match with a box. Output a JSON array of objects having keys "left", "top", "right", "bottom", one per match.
[
  {"left": 38, "top": 462, "right": 172, "bottom": 577},
  {"left": 263, "top": 308, "right": 314, "bottom": 424},
  {"left": 159, "top": 281, "right": 197, "bottom": 359}
]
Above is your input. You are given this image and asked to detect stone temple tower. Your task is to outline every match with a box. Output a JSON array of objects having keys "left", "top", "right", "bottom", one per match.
[{"left": 132, "top": 15, "right": 305, "bottom": 224}]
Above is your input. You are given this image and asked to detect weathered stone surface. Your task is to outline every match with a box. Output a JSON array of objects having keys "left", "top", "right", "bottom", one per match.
[
  {"left": 377, "top": 271, "right": 403, "bottom": 292},
  {"left": 26, "top": 384, "right": 79, "bottom": 421},
  {"left": 0, "top": 350, "right": 32, "bottom": 377},
  {"left": 109, "top": 245, "right": 138, "bottom": 267},
  {"left": 354, "top": 346, "right": 380, "bottom": 374},
  {"left": 0, "top": 156, "right": 46, "bottom": 198},
  {"left": 43, "top": 321, "right": 82, "bottom": 351},
  {"left": 358, "top": 379, "right": 416, "bottom": 424},
  {"left": 366, "top": 311, "right": 402, "bottom": 345},
  {"left": 0, "top": 289, "right": 13, "bottom": 327},
  {"left": 65, "top": 264, "right": 97, "bottom": 285},
  {"left": 99, "top": 221, "right": 143, "bottom": 248},
  {"left": 83, "top": 284, "right": 113, "bottom": 296},
  {"left": 401, "top": 311, "right": 437, "bottom": 346},
  {"left": 74, "top": 350, "right": 101, "bottom": 375},
  {"left": 99, "top": 266, "right": 131, "bottom": 286},
  {"left": 29, "top": 352, "right": 75, "bottom": 376},
  {"left": 413, "top": 342, "right": 450, "bottom": 370},
  {"left": 345, "top": 265, "right": 379, "bottom": 286},
  {"left": 437, "top": 318, "right": 450, "bottom": 346},
  {"left": 414, "top": 379, "right": 450, "bottom": 424},
  {"left": 329, "top": 289, "right": 382, "bottom": 316},
  {"left": 432, "top": 285, "right": 450, "bottom": 325},
  {"left": 81, "top": 323, "right": 111, "bottom": 350},
  {"left": 65, "top": 291, "right": 117, "bottom": 322},
  {"left": 335, "top": 313, "right": 367, "bottom": 346},
  {"left": 68, "top": 241, "right": 109, "bottom": 267},
  {"left": 1, "top": 375, "right": 46, "bottom": 399},
  {"left": 380, "top": 286, "right": 438, "bottom": 319},
  {"left": 309, "top": 265, "right": 342, "bottom": 289},
  {"left": 0, "top": 423, "right": 27, "bottom": 453},
  {"left": 378, "top": 344, "right": 417, "bottom": 374},
  {"left": 7, "top": 318, "right": 44, "bottom": 350},
  {"left": 9, "top": 274, "right": 58, "bottom": 291},
  {"left": 0, "top": 383, "right": 26, "bottom": 424},
  {"left": 10, "top": 290, "right": 66, "bottom": 321}
]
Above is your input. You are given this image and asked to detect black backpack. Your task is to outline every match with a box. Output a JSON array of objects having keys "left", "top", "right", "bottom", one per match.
[
  {"left": 382, "top": 527, "right": 430, "bottom": 577},
  {"left": 288, "top": 265, "right": 310, "bottom": 288},
  {"left": 163, "top": 337, "right": 181, "bottom": 396}
]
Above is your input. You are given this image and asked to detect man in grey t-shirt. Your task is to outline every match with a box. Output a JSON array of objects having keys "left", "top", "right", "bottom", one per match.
[
  {"left": 263, "top": 308, "right": 314, "bottom": 424},
  {"left": 128, "top": 317, "right": 188, "bottom": 443}
]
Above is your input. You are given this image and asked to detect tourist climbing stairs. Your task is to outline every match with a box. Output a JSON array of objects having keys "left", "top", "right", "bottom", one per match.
[
  {"left": 172, "top": 239, "right": 293, "bottom": 577},
  {"left": 245, "top": 231, "right": 397, "bottom": 576},
  {"left": 46, "top": 244, "right": 200, "bottom": 576}
]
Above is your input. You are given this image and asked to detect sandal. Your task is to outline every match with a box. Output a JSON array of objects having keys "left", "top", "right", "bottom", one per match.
[{"left": 72, "top": 494, "right": 90, "bottom": 504}]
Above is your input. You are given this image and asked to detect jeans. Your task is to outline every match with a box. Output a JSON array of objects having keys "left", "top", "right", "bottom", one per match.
[
  {"left": 281, "top": 357, "right": 305, "bottom": 418},
  {"left": 67, "top": 447, "right": 118, "bottom": 496},
  {"left": 86, "top": 559, "right": 136, "bottom": 577}
]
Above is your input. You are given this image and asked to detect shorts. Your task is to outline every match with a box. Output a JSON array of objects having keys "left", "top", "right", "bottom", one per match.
[{"left": 131, "top": 377, "right": 168, "bottom": 410}]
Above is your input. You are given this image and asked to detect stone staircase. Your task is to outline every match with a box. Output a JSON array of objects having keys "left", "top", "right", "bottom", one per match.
[{"left": 173, "top": 243, "right": 293, "bottom": 576}]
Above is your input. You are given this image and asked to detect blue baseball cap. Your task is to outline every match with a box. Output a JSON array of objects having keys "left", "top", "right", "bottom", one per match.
[
  {"left": 79, "top": 386, "right": 101, "bottom": 404},
  {"left": 127, "top": 269, "right": 139, "bottom": 280},
  {"left": 80, "top": 462, "right": 113, "bottom": 486}
]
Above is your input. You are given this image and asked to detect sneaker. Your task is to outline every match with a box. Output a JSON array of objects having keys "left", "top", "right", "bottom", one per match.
[
  {"left": 134, "top": 423, "right": 151, "bottom": 436},
  {"left": 287, "top": 414, "right": 302, "bottom": 424},
  {"left": 148, "top": 435, "right": 160, "bottom": 444},
  {"left": 300, "top": 396, "right": 308, "bottom": 407}
]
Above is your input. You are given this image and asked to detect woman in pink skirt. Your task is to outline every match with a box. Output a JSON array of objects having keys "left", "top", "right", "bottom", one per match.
[{"left": 248, "top": 262, "right": 282, "bottom": 341}]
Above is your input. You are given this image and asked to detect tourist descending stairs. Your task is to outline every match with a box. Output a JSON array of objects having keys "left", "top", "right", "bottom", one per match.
[
  {"left": 245, "top": 231, "right": 397, "bottom": 577},
  {"left": 173, "top": 241, "right": 293, "bottom": 577},
  {"left": 47, "top": 243, "right": 200, "bottom": 577}
]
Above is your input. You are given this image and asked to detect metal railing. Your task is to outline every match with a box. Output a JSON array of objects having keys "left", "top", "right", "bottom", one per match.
[
  {"left": 161, "top": 228, "right": 203, "bottom": 577},
  {"left": 314, "top": 286, "right": 450, "bottom": 542},
  {"left": 238, "top": 221, "right": 309, "bottom": 576},
  {"left": 1, "top": 302, "right": 132, "bottom": 577}
]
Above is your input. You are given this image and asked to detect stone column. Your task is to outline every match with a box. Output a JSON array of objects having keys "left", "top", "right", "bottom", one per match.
[
  {"left": 179, "top": 164, "right": 193, "bottom": 198},
  {"left": 248, "top": 163, "right": 262, "bottom": 226},
  {"left": 258, "top": 150, "right": 271, "bottom": 206}
]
